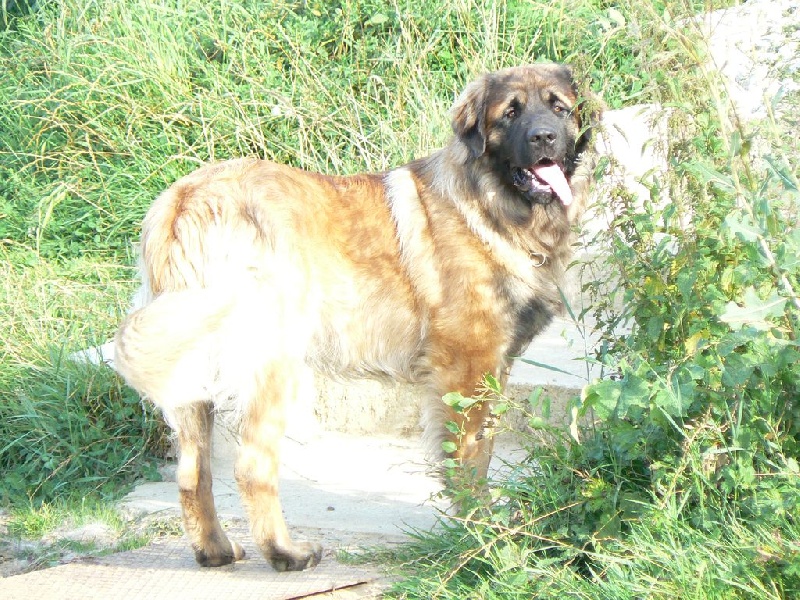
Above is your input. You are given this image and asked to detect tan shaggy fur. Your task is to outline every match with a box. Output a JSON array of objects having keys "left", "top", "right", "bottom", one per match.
[{"left": 114, "top": 64, "right": 600, "bottom": 572}]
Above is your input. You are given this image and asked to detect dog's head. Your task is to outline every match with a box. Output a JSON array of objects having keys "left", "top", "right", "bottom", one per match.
[{"left": 451, "top": 64, "right": 597, "bottom": 208}]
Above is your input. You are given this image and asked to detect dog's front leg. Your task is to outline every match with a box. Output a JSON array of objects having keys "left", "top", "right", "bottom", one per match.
[
  {"left": 429, "top": 349, "right": 504, "bottom": 482},
  {"left": 235, "top": 366, "right": 322, "bottom": 572},
  {"left": 445, "top": 398, "right": 496, "bottom": 480}
]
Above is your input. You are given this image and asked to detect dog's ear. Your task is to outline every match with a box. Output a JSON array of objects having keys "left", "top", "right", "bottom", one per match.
[
  {"left": 451, "top": 77, "right": 489, "bottom": 158},
  {"left": 544, "top": 63, "right": 576, "bottom": 91}
]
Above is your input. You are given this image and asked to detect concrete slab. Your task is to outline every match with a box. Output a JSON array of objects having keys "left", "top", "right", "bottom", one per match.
[
  {"left": 122, "top": 432, "right": 447, "bottom": 539},
  {"left": 509, "top": 314, "right": 602, "bottom": 388},
  {"left": 1, "top": 523, "right": 382, "bottom": 600}
]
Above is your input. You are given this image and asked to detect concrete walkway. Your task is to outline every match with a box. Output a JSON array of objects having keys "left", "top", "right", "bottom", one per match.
[{"left": 2, "top": 526, "right": 381, "bottom": 600}]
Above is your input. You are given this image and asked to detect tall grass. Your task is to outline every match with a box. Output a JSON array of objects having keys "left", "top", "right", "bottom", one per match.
[{"left": 0, "top": 0, "right": 683, "bottom": 262}]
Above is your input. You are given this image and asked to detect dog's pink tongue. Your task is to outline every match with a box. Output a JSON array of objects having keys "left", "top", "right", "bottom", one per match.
[{"left": 533, "top": 163, "right": 573, "bottom": 206}]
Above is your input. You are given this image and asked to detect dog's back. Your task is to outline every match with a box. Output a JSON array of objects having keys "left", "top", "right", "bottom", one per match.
[{"left": 115, "top": 158, "right": 426, "bottom": 421}]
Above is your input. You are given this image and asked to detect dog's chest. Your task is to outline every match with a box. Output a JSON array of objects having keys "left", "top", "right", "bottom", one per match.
[{"left": 498, "top": 267, "right": 564, "bottom": 360}]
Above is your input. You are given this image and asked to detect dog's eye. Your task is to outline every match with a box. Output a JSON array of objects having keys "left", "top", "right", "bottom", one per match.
[
  {"left": 504, "top": 106, "right": 518, "bottom": 120},
  {"left": 552, "top": 101, "right": 569, "bottom": 115}
]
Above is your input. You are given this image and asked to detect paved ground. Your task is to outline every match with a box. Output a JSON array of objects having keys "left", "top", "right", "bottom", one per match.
[
  {"left": 2, "top": 524, "right": 382, "bottom": 600},
  {"left": 0, "top": 432, "right": 530, "bottom": 599}
]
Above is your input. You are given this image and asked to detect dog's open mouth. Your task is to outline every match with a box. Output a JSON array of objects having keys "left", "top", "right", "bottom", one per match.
[{"left": 512, "top": 160, "right": 573, "bottom": 206}]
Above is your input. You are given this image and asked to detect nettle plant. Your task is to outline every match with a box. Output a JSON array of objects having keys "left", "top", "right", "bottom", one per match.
[{"left": 580, "top": 103, "right": 800, "bottom": 529}]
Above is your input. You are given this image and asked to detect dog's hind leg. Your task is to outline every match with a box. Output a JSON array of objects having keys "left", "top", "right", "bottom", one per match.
[
  {"left": 235, "top": 361, "right": 323, "bottom": 572},
  {"left": 173, "top": 401, "right": 246, "bottom": 566}
]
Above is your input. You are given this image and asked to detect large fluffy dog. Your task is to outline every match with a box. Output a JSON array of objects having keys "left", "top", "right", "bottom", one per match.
[{"left": 115, "top": 64, "right": 598, "bottom": 572}]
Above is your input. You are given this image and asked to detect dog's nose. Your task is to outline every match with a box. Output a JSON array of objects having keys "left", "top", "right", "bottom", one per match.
[{"left": 529, "top": 126, "right": 557, "bottom": 145}]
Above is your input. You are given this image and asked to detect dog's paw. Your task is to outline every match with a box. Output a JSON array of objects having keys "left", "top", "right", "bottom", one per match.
[
  {"left": 193, "top": 539, "right": 246, "bottom": 567},
  {"left": 268, "top": 541, "right": 323, "bottom": 572}
]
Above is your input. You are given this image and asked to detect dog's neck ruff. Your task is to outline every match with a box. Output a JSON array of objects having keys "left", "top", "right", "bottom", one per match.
[
  {"left": 386, "top": 162, "right": 554, "bottom": 289},
  {"left": 454, "top": 187, "right": 553, "bottom": 281}
]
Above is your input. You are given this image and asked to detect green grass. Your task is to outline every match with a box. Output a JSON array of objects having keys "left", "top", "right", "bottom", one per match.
[
  {"left": 386, "top": 505, "right": 800, "bottom": 599},
  {"left": 1, "top": 0, "right": 798, "bottom": 595},
  {"left": 0, "top": 246, "right": 167, "bottom": 504},
  {"left": 6, "top": 498, "right": 126, "bottom": 540},
  {"left": 1, "top": 0, "right": 725, "bottom": 261},
  {"left": 0, "top": 498, "right": 184, "bottom": 573}
]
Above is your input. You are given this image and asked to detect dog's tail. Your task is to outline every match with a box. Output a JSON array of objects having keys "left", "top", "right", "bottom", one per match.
[{"left": 114, "top": 288, "right": 235, "bottom": 411}]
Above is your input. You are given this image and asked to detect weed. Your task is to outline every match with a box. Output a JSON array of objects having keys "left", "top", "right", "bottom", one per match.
[{"left": 0, "top": 497, "right": 164, "bottom": 574}]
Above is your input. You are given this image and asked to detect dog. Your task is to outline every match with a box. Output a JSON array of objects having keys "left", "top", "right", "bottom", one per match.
[{"left": 114, "top": 63, "right": 599, "bottom": 572}]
